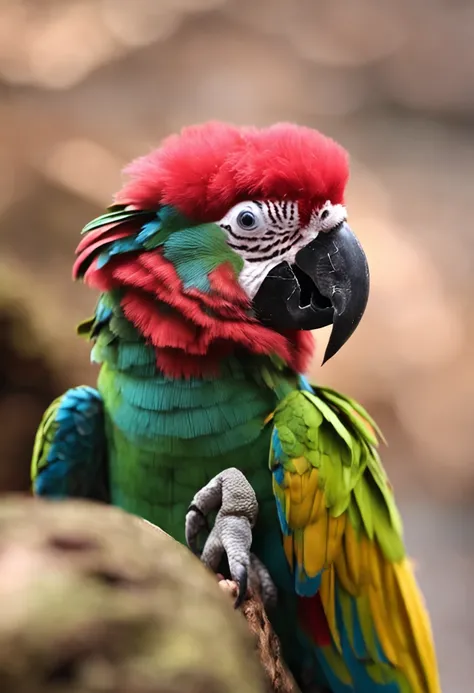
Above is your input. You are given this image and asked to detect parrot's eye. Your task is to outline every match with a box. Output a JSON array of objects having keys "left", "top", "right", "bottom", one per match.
[
  {"left": 237, "top": 210, "right": 258, "bottom": 230},
  {"left": 217, "top": 201, "right": 266, "bottom": 241}
]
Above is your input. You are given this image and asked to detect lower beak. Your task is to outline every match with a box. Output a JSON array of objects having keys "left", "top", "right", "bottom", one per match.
[{"left": 252, "top": 223, "right": 370, "bottom": 363}]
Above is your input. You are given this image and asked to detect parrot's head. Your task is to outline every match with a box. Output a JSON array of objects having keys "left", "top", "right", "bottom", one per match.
[{"left": 74, "top": 122, "right": 369, "bottom": 377}]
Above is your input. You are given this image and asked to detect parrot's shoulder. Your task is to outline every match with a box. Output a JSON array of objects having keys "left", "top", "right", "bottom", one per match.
[
  {"left": 270, "top": 375, "right": 384, "bottom": 469},
  {"left": 31, "top": 386, "right": 108, "bottom": 501},
  {"left": 269, "top": 376, "right": 399, "bottom": 524}
]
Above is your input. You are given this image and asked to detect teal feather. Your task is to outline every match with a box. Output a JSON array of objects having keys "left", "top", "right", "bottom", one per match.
[
  {"left": 138, "top": 206, "right": 189, "bottom": 249},
  {"left": 109, "top": 412, "right": 268, "bottom": 458},
  {"left": 333, "top": 593, "right": 402, "bottom": 693},
  {"left": 114, "top": 371, "right": 259, "bottom": 411},
  {"left": 163, "top": 223, "right": 243, "bottom": 292},
  {"left": 110, "top": 388, "right": 271, "bottom": 439},
  {"left": 136, "top": 216, "right": 162, "bottom": 244},
  {"left": 97, "top": 236, "right": 142, "bottom": 268}
]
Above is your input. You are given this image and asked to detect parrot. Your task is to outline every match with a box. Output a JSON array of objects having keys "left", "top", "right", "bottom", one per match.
[{"left": 31, "top": 121, "right": 441, "bottom": 693}]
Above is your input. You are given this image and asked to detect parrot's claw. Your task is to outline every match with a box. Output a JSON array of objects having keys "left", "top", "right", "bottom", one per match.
[
  {"left": 185, "top": 468, "right": 277, "bottom": 609},
  {"left": 232, "top": 560, "right": 249, "bottom": 609},
  {"left": 185, "top": 504, "right": 209, "bottom": 554}
]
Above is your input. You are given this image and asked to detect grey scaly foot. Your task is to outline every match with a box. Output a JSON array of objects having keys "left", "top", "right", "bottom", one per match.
[{"left": 185, "top": 467, "right": 277, "bottom": 609}]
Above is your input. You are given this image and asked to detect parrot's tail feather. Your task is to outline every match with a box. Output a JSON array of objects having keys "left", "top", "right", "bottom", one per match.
[
  {"left": 390, "top": 558, "right": 441, "bottom": 693},
  {"left": 293, "top": 553, "right": 441, "bottom": 692},
  {"left": 297, "top": 594, "right": 332, "bottom": 647},
  {"left": 305, "top": 557, "right": 442, "bottom": 693},
  {"left": 315, "top": 644, "right": 354, "bottom": 693}
]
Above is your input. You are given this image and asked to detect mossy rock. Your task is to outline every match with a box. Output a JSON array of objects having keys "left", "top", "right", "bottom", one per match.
[{"left": 0, "top": 497, "right": 266, "bottom": 693}]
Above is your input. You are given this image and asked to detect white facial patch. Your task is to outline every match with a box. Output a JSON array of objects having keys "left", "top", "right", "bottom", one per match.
[{"left": 218, "top": 199, "right": 347, "bottom": 299}]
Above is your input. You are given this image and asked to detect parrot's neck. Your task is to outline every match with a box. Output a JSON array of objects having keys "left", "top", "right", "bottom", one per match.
[
  {"left": 128, "top": 310, "right": 314, "bottom": 380},
  {"left": 84, "top": 241, "right": 316, "bottom": 379},
  {"left": 89, "top": 274, "right": 315, "bottom": 380},
  {"left": 93, "top": 307, "right": 300, "bottom": 443}
]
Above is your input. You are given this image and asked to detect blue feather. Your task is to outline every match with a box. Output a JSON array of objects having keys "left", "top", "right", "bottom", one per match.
[
  {"left": 298, "top": 375, "right": 315, "bottom": 393},
  {"left": 95, "top": 297, "right": 113, "bottom": 325},
  {"left": 295, "top": 570, "right": 322, "bottom": 597},
  {"left": 315, "top": 650, "right": 354, "bottom": 693},
  {"left": 97, "top": 237, "right": 142, "bottom": 268},
  {"left": 274, "top": 489, "right": 290, "bottom": 535},
  {"left": 272, "top": 428, "right": 286, "bottom": 462},
  {"left": 335, "top": 592, "right": 401, "bottom": 692},
  {"left": 273, "top": 463, "right": 285, "bottom": 486},
  {"left": 136, "top": 216, "right": 162, "bottom": 244},
  {"left": 34, "top": 386, "right": 108, "bottom": 501}
]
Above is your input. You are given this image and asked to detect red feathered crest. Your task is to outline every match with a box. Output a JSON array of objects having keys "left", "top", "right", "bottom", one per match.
[{"left": 116, "top": 121, "right": 350, "bottom": 224}]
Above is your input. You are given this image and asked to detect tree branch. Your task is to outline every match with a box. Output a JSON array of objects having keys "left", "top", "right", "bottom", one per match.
[{"left": 218, "top": 580, "right": 299, "bottom": 693}]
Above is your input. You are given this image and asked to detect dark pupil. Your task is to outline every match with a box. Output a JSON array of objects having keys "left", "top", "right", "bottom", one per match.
[{"left": 240, "top": 212, "right": 255, "bottom": 227}]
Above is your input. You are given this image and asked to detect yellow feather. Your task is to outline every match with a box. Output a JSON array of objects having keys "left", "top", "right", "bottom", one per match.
[
  {"left": 368, "top": 540, "right": 382, "bottom": 590},
  {"left": 366, "top": 547, "right": 400, "bottom": 666},
  {"left": 320, "top": 564, "right": 341, "bottom": 651},
  {"left": 293, "top": 455, "right": 309, "bottom": 475},
  {"left": 358, "top": 535, "right": 372, "bottom": 587},
  {"left": 294, "top": 529, "right": 304, "bottom": 570},
  {"left": 305, "top": 466, "right": 320, "bottom": 503},
  {"left": 291, "top": 497, "right": 311, "bottom": 528},
  {"left": 289, "top": 472, "right": 303, "bottom": 505},
  {"left": 283, "top": 534, "right": 294, "bottom": 569},
  {"left": 282, "top": 472, "right": 292, "bottom": 526},
  {"left": 289, "top": 470, "right": 320, "bottom": 528},
  {"left": 381, "top": 553, "right": 408, "bottom": 654},
  {"left": 334, "top": 547, "right": 357, "bottom": 595},
  {"left": 387, "top": 560, "right": 414, "bottom": 647},
  {"left": 396, "top": 560, "right": 436, "bottom": 667},
  {"left": 393, "top": 560, "right": 441, "bottom": 693},
  {"left": 303, "top": 514, "right": 328, "bottom": 576},
  {"left": 299, "top": 472, "right": 314, "bottom": 519},
  {"left": 326, "top": 514, "right": 346, "bottom": 565},
  {"left": 344, "top": 521, "right": 361, "bottom": 587},
  {"left": 264, "top": 412, "right": 274, "bottom": 425},
  {"left": 309, "top": 486, "right": 325, "bottom": 524}
]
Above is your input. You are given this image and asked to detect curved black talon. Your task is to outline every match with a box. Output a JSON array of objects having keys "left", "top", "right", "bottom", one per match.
[
  {"left": 185, "top": 504, "right": 209, "bottom": 555},
  {"left": 187, "top": 503, "right": 205, "bottom": 516},
  {"left": 233, "top": 563, "right": 249, "bottom": 609}
]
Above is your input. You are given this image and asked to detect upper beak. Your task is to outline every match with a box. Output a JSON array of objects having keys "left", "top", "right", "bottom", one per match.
[
  {"left": 294, "top": 223, "right": 370, "bottom": 362},
  {"left": 252, "top": 223, "right": 370, "bottom": 363}
]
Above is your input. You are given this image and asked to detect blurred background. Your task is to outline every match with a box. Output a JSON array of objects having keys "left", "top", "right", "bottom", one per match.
[{"left": 0, "top": 0, "right": 472, "bottom": 689}]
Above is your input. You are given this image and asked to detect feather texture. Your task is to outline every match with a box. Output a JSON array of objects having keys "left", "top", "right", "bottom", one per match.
[
  {"left": 269, "top": 382, "right": 441, "bottom": 693},
  {"left": 32, "top": 121, "right": 440, "bottom": 692},
  {"left": 74, "top": 204, "right": 314, "bottom": 378},
  {"left": 31, "top": 386, "right": 108, "bottom": 501},
  {"left": 115, "top": 122, "right": 349, "bottom": 225}
]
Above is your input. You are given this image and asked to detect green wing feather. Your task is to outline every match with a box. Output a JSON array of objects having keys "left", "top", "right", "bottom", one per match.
[{"left": 270, "top": 383, "right": 440, "bottom": 692}]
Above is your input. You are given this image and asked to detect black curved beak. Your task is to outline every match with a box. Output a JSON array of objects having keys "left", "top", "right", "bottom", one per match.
[{"left": 252, "top": 223, "right": 370, "bottom": 363}]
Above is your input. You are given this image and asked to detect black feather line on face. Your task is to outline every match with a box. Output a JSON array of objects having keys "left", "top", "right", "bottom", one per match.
[{"left": 228, "top": 226, "right": 302, "bottom": 258}]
